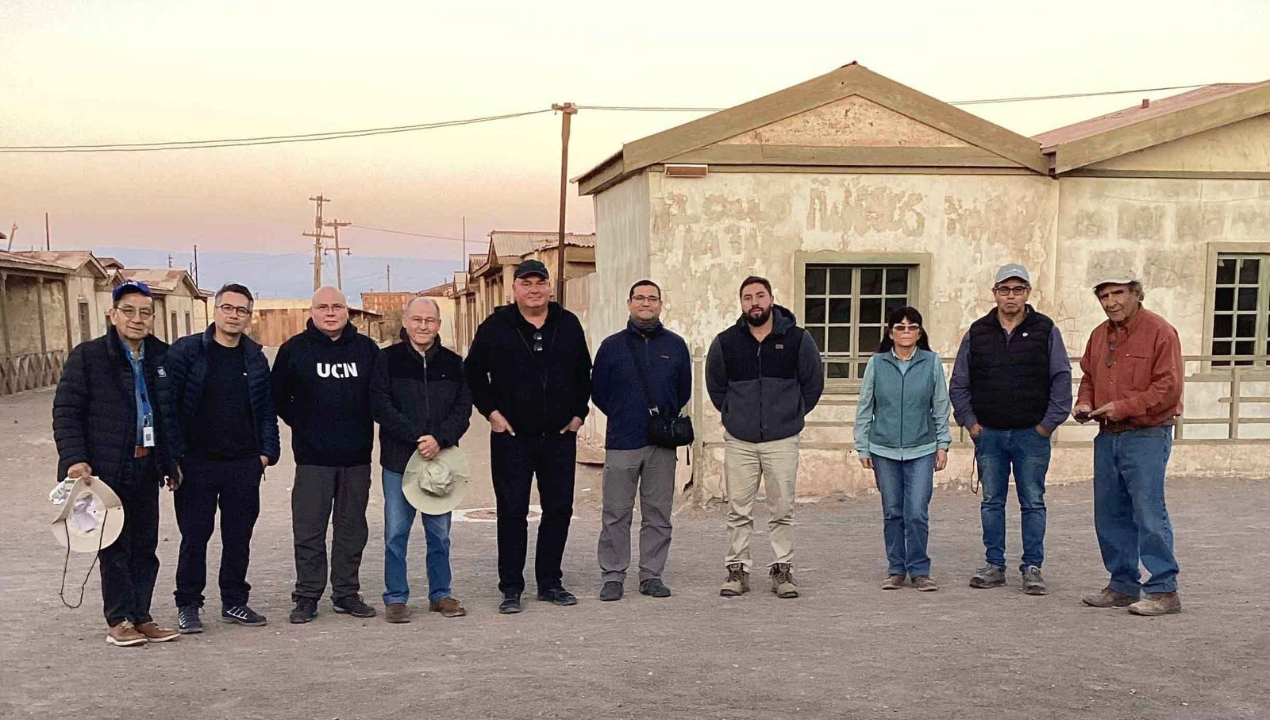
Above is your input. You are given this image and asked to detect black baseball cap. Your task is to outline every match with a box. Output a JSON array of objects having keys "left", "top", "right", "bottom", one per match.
[
  {"left": 112, "top": 280, "right": 152, "bottom": 303},
  {"left": 514, "top": 259, "right": 550, "bottom": 280}
]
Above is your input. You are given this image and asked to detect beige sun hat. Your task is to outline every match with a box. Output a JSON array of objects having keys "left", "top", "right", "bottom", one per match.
[
  {"left": 402, "top": 447, "right": 470, "bottom": 515},
  {"left": 50, "top": 477, "right": 125, "bottom": 553}
]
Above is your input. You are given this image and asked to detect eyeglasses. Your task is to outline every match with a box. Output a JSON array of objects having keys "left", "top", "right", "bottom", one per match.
[
  {"left": 892, "top": 324, "right": 922, "bottom": 332},
  {"left": 630, "top": 295, "right": 661, "bottom": 304},
  {"left": 994, "top": 286, "right": 1030, "bottom": 296},
  {"left": 217, "top": 304, "right": 252, "bottom": 317},
  {"left": 115, "top": 306, "right": 153, "bottom": 319},
  {"left": 533, "top": 331, "right": 543, "bottom": 352}
]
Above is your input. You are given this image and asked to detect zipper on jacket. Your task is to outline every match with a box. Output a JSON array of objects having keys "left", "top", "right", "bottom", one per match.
[
  {"left": 423, "top": 350, "right": 432, "bottom": 426},
  {"left": 756, "top": 341, "right": 765, "bottom": 442}
]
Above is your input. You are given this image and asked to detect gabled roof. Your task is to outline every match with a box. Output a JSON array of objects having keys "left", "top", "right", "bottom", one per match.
[
  {"left": 578, "top": 62, "right": 1049, "bottom": 195},
  {"left": 12, "top": 250, "right": 111, "bottom": 279},
  {"left": 119, "top": 268, "right": 202, "bottom": 297},
  {"left": 489, "top": 231, "right": 596, "bottom": 258},
  {"left": 98, "top": 257, "right": 124, "bottom": 270},
  {"left": 1035, "top": 80, "right": 1270, "bottom": 173},
  {"left": 0, "top": 251, "right": 75, "bottom": 275}
]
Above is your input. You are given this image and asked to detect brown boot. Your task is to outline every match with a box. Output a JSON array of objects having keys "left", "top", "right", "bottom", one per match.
[
  {"left": 1128, "top": 592, "right": 1182, "bottom": 616},
  {"left": 429, "top": 597, "right": 467, "bottom": 618},
  {"left": 1082, "top": 587, "right": 1138, "bottom": 608},
  {"left": 912, "top": 575, "right": 939, "bottom": 592},
  {"left": 384, "top": 603, "right": 411, "bottom": 624},
  {"left": 881, "top": 574, "right": 906, "bottom": 590},
  {"left": 106, "top": 620, "right": 147, "bottom": 647},
  {"left": 134, "top": 621, "right": 180, "bottom": 643}
]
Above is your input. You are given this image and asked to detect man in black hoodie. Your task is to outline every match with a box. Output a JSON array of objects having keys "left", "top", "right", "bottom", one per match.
[
  {"left": 272, "top": 286, "right": 380, "bottom": 624},
  {"left": 464, "top": 260, "right": 592, "bottom": 614}
]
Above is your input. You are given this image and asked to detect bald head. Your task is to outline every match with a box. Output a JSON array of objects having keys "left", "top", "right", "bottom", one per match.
[
  {"left": 311, "top": 285, "right": 349, "bottom": 339},
  {"left": 405, "top": 296, "right": 440, "bottom": 316},
  {"left": 403, "top": 295, "right": 442, "bottom": 351}
]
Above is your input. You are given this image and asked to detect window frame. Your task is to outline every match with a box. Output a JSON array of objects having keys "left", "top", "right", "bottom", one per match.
[{"left": 1204, "top": 243, "right": 1270, "bottom": 371}]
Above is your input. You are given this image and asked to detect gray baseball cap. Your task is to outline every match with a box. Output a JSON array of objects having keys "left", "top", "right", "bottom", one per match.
[
  {"left": 994, "top": 263, "right": 1031, "bottom": 285},
  {"left": 1092, "top": 269, "right": 1138, "bottom": 291}
]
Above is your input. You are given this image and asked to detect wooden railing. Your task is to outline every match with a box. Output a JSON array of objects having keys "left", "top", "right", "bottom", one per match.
[{"left": 0, "top": 350, "right": 68, "bottom": 396}]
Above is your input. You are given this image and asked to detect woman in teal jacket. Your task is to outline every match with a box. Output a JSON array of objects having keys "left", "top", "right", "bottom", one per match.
[{"left": 854, "top": 307, "right": 952, "bottom": 592}]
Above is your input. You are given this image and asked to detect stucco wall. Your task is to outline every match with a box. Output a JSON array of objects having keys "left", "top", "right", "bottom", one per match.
[
  {"left": 591, "top": 174, "right": 651, "bottom": 344},
  {"left": 1086, "top": 115, "right": 1270, "bottom": 173}
]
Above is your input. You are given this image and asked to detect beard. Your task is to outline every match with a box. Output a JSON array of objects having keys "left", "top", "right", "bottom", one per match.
[{"left": 743, "top": 306, "right": 772, "bottom": 327}]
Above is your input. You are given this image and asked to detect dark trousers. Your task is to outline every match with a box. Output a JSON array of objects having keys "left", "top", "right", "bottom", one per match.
[
  {"left": 490, "top": 430, "right": 577, "bottom": 595},
  {"left": 99, "top": 456, "right": 161, "bottom": 627},
  {"left": 291, "top": 464, "right": 371, "bottom": 602},
  {"left": 174, "top": 455, "right": 262, "bottom": 608}
]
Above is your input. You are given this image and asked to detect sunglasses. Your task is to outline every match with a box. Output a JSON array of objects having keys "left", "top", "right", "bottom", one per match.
[{"left": 891, "top": 324, "right": 922, "bottom": 333}]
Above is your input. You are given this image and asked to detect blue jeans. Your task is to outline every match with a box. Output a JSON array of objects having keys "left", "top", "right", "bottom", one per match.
[
  {"left": 382, "top": 469, "right": 453, "bottom": 604},
  {"left": 1093, "top": 427, "right": 1179, "bottom": 595},
  {"left": 871, "top": 453, "right": 936, "bottom": 577},
  {"left": 974, "top": 427, "right": 1051, "bottom": 571}
]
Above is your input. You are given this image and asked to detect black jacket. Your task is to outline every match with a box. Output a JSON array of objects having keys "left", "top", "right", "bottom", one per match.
[
  {"left": 52, "top": 327, "right": 180, "bottom": 484},
  {"left": 371, "top": 331, "right": 473, "bottom": 474},
  {"left": 463, "top": 302, "right": 592, "bottom": 437},
  {"left": 272, "top": 320, "right": 379, "bottom": 466},
  {"left": 166, "top": 324, "right": 281, "bottom": 465},
  {"left": 966, "top": 306, "right": 1054, "bottom": 429}
]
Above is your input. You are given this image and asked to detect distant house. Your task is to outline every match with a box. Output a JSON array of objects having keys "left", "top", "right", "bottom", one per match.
[
  {"left": 12, "top": 251, "right": 119, "bottom": 344},
  {"left": 0, "top": 251, "right": 78, "bottom": 395}
]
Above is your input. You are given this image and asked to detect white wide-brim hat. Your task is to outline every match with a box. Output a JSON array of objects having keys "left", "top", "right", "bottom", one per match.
[
  {"left": 402, "top": 447, "right": 470, "bottom": 516},
  {"left": 51, "top": 477, "right": 125, "bottom": 553}
]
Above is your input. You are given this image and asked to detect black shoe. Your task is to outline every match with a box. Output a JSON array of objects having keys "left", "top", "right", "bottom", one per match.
[
  {"left": 221, "top": 604, "right": 267, "bottom": 627},
  {"left": 599, "top": 581, "right": 624, "bottom": 602},
  {"left": 289, "top": 597, "right": 318, "bottom": 624},
  {"left": 498, "top": 593, "right": 523, "bottom": 615},
  {"left": 537, "top": 587, "right": 578, "bottom": 606},
  {"left": 177, "top": 605, "right": 203, "bottom": 635},
  {"left": 332, "top": 595, "right": 377, "bottom": 618},
  {"left": 639, "top": 578, "right": 672, "bottom": 598}
]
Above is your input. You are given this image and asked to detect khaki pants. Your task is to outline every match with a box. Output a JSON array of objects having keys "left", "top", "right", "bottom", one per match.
[{"left": 724, "top": 432, "right": 799, "bottom": 570}]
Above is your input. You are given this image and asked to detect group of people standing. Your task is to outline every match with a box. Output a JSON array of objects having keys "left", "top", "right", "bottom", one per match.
[{"left": 51, "top": 256, "right": 1184, "bottom": 648}]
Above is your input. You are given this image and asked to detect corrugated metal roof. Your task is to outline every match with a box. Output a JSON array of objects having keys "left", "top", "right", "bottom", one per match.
[
  {"left": 490, "top": 231, "right": 596, "bottom": 257},
  {"left": 11, "top": 250, "right": 97, "bottom": 270},
  {"left": 0, "top": 250, "right": 76, "bottom": 274},
  {"left": 120, "top": 268, "right": 193, "bottom": 295}
]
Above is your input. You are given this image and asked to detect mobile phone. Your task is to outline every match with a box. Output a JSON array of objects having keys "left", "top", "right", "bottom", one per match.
[{"left": 1074, "top": 410, "right": 1091, "bottom": 422}]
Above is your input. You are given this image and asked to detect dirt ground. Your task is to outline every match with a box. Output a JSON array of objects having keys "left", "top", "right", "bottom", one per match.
[{"left": 2, "top": 386, "right": 1268, "bottom": 720}]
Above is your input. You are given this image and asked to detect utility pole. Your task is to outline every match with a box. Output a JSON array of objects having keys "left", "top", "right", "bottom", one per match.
[
  {"left": 461, "top": 216, "right": 467, "bottom": 273},
  {"left": 6, "top": 224, "right": 16, "bottom": 252},
  {"left": 386, "top": 264, "right": 391, "bottom": 292},
  {"left": 323, "top": 218, "right": 352, "bottom": 290},
  {"left": 303, "top": 195, "right": 333, "bottom": 291},
  {"left": 44, "top": 212, "right": 51, "bottom": 251},
  {"left": 167, "top": 253, "right": 173, "bottom": 269},
  {"left": 192, "top": 244, "right": 200, "bottom": 286},
  {"left": 551, "top": 103, "right": 577, "bottom": 306}
]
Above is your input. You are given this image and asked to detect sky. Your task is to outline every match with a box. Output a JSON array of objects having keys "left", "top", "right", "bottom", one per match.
[{"left": 2, "top": 0, "right": 1268, "bottom": 294}]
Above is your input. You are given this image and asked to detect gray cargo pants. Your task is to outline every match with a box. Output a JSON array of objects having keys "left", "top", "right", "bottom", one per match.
[{"left": 597, "top": 445, "right": 677, "bottom": 583}]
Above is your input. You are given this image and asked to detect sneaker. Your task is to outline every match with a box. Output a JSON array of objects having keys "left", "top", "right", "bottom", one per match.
[
  {"left": 221, "top": 604, "right": 267, "bottom": 627},
  {"left": 881, "top": 574, "right": 906, "bottom": 590},
  {"left": 289, "top": 597, "right": 319, "bottom": 624},
  {"left": 970, "top": 565, "right": 1006, "bottom": 589},
  {"left": 1082, "top": 587, "right": 1138, "bottom": 608},
  {"left": 770, "top": 564, "right": 799, "bottom": 598},
  {"left": 105, "top": 620, "right": 147, "bottom": 647},
  {"left": 1021, "top": 566, "right": 1048, "bottom": 596},
  {"left": 719, "top": 563, "right": 749, "bottom": 597},
  {"left": 639, "top": 579, "right": 672, "bottom": 598},
  {"left": 537, "top": 587, "right": 578, "bottom": 606},
  {"left": 599, "top": 581, "right": 624, "bottom": 602},
  {"left": 177, "top": 605, "right": 203, "bottom": 635},
  {"left": 384, "top": 603, "right": 411, "bottom": 624},
  {"left": 429, "top": 597, "right": 467, "bottom": 618},
  {"left": 498, "top": 592, "right": 523, "bottom": 615},
  {"left": 134, "top": 621, "right": 179, "bottom": 643},
  {"left": 332, "top": 595, "right": 377, "bottom": 618},
  {"left": 913, "top": 575, "right": 939, "bottom": 592},
  {"left": 1128, "top": 592, "right": 1182, "bottom": 616}
]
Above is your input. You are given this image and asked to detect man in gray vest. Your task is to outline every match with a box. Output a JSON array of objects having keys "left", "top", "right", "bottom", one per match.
[{"left": 950, "top": 264, "right": 1072, "bottom": 595}]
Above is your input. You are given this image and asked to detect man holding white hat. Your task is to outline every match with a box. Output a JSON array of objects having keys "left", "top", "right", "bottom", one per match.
[
  {"left": 1074, "top": 270, "right": 1184, "bottom": 616},
  {"left": 52, "top": 280, "right": 182, "bottom": 646}
]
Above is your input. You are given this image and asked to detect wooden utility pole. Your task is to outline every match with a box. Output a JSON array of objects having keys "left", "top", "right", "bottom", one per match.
[
  {"left": 44, "top": 213, "right": 51, "bottom": 251},
  {"left": 6, "top": 224, "right": 16, "bottom": 252},
  {"left": 323, "top": 218, "right": 352, "bottom": 290},
  {"left": 461, "top": 216, "right": 466, "bottom": 272},
  {"left": 303, "top": 195, "right": 334, "bottom": 291},
  {"left": 386, "top": 264, "right": 392, "bottom": 292},
  {"left": 550, "top": 103, "right": 577, "bottom": 305},
  {"left": 192, "top": 244, "right": 200, "bottom": 286}
]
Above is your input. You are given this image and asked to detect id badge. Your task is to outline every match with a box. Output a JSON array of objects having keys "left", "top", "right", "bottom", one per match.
[{"left": 143, "top": 426, "right": 156, "bottom": 447}]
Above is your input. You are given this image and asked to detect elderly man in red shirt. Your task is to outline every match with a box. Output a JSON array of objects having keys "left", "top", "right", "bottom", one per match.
[{"left": 1073, "top": 271, "right": 1183, "bottom": 616}]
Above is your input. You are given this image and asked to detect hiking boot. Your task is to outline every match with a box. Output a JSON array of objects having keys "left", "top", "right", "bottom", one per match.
[
  {"left": 639, "top": 579, "right": 672, "bottom": 598},
  {"left": 106, "top": 620, "right": 147, "bottom": 647},
  {"left": 333, "top": 595, "right": 377, "bottom": 618},
  {"left": 970, "top": 565, "right": 1006, "bottom": 589},
  {"left": 498, "top": 592, "right": 523, "bottom": 615},
  {"left": 1082, "top": 587, "right": 1138, "bottom": 608},
  {"left": 429, "top": 597, "right": 467, "bottom": 618},
  {"left": 599, "top": 581, "right": 624, "bottom": 602},
  {"left": 881, "top": 574, "right": 906, "bottom": 590},
  {"left": 719, "top": 563, "right": 749, "bottom": 597},
  {"left": 289, "top": 597, "right": 318, "bottom": 624},
  {"left": 538, "top": 587, "right": 578, "bottom": 606},
  {"left": 134, "top": 621, "right": 179, "bottom": 643},
  {"left": 1128, "top": 592, "right": 1182, "bottom": 616},
  {"left": 913, "top": 575, "right": 939, "bottom": 592},
  {"left": 384, "top": 603, "right": 411, "bottom": 624},
  {"left": 770, "top": 564, "right": 799, "bottom": 598},
  {"left": 177, "top": 605, "right": 203, "bottom": 634},
  {"left": 1021, "top": 566, "right": 1048, "bottom": 596},
  {"left": 221, "top": 604, "right": 267, "bottom": 627}
]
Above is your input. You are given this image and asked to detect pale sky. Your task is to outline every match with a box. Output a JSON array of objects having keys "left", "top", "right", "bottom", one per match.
[{"left": 2, "top": 0, "right": 1268, "bottom": 271}]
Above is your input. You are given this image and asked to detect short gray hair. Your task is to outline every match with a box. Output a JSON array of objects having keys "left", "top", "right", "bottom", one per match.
[{"left": 405, "top": 296, "right": 440, "bottom": 316}]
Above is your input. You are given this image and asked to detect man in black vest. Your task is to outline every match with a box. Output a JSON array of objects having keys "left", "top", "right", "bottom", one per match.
[{"left": 950, "top": 264, "right": 1072, "bottom": 595}]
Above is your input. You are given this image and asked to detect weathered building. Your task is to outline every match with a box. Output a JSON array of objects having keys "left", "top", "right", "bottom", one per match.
[
  {"left": 247, "top": 299, "right": 386, "bottom": 347},
  {"left": 0, "top": 251, "right": 76, "bottom": 395},
  {"left": 578, "top": 63, "right": 1270, "bottom": 499},
  {"left": 118, "top": 268, "right": 208, "bottom": 344},
  {"left": 13, "top": 251, "right": 119, "bottom": 345}
]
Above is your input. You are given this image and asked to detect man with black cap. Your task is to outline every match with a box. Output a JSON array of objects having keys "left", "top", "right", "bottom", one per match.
[
  {"left": 950, "top": 263, "right": 1072, "bottom": 596},
  {"left": 53, "top": 280, "right": 183, "bottom": 646},
  {"left": 464, "top": 259, "right": 592, "bottom": 614}
]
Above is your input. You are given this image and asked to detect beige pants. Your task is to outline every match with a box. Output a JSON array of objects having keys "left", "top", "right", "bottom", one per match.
[{"left": 723, "top": 432, "right": 800, "bottom": 570}]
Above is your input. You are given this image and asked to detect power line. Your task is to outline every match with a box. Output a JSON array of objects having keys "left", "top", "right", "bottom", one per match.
[{"left": 348, "top": 224, "right": 466, "bottom": 242}]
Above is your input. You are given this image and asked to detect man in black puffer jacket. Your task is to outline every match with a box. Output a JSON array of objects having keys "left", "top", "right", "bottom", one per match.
[
  {"left": 272, "top": 287, "right": 380, "bottom": 624},
  {"left": 53, "top": 280, "right": 182, "bottom": 646},
  {"left": 371, "top": 297, "right": 472, "bottom": 624}
]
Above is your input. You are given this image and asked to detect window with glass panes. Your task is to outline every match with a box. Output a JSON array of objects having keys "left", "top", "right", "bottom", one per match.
[
  {"left": 1211, "top": 254, "right": 1270, "bottom": 367},
  {"left": 803, "top": 264, "right": 915, "bottom": 380}
]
